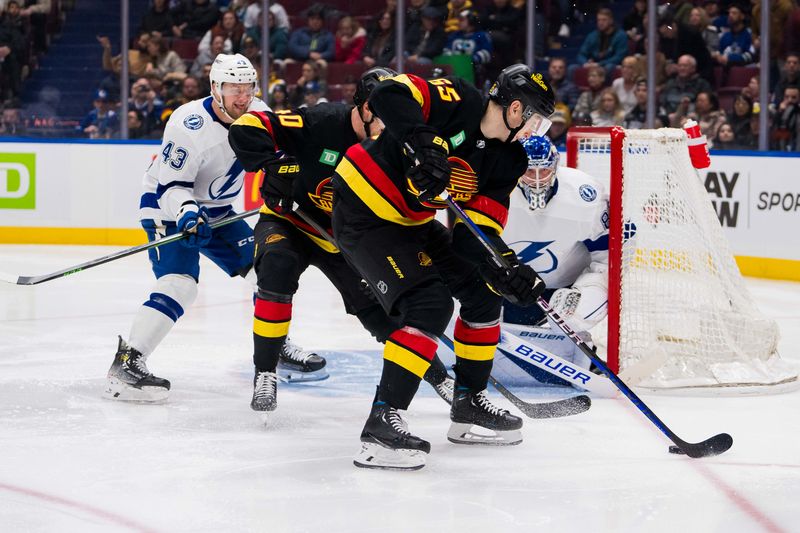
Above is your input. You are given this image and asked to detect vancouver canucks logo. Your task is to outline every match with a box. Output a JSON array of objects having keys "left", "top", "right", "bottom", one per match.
[
  {"left": 415, "top": 157, "right": 479, "bottom": 210},
  {"left": 447, "top": 157, "right": 479, "bottom": 202},
  {"left": 183, "top": 114, "right": 204, "bottom": 130},
  {"left": 308, "top": 177, "right": 334, "bottom": 213}
]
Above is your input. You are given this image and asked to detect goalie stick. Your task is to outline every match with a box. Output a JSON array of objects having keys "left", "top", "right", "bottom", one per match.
[
  {"left": 443, "top": 192, "right": 733, "bottom": 458},
  {"left": 0, "top": 208, "right": 261, "bottom": 285},
  {"left": 290, "top": 205, "right": 591, "bottom": 419},
  {"left": 439, "top": 334, "right": 591, "bottom": 419}
]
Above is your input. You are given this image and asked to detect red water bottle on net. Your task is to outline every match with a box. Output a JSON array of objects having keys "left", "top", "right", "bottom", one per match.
[{"left": 683, "top": 119, "right": 711, "bottom": 169}]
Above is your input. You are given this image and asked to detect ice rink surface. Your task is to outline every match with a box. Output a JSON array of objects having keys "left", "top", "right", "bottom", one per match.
[{"left": 0, "top": 245, "right": 798, "bottom": 533}]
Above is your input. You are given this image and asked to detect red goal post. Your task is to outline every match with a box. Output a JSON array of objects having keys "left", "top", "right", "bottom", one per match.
[{"left": 565, "top": 126, "right": 796, "bottom": 390}]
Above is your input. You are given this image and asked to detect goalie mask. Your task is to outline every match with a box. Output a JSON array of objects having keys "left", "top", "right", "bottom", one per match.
[
  {"left": 519, "top": 135, "right": 558, "bottom": 210},
  {"left": 210, "top": 53, "right": 258, "bottom": 120}
]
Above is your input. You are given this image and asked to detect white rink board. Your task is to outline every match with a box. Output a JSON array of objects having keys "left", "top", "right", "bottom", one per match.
[
  {"left": 0, "top": 140, "right": 797, "bottom": 263},
  {"left": 703, "top": 153, "right": 800, "bottom": 261}
]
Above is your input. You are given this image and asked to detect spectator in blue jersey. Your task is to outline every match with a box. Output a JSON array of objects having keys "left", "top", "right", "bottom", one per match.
[
  {"left": 287, "top": 3, "right": 334, "bottom": 65},
  {"left": 576, "top": 7, "right": 628, "bottom": 77},
  {"left": 78, "top": 89, "right": 119, "bottom": 139},
  {"left": 713, "top": 3, "right": 755, "bottom": 66},
  {"left": 443, "top": 10, "right": 492, "bottom": 81}
]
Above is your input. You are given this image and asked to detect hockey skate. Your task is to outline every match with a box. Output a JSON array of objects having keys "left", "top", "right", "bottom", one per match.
[
  {"left": 103, "top": 336, "right": 170, "bottom": 403},
  {"left": 251, "top": 370, "right": 278, "bottom": 412},
  {"left": 276, "top": 339, "right": 329, "bottom": 382},
  {"left": 431, "top": 376, "right": 455, "bottom": 405},
  {"left": 447, "top": 387, "right": 523, "bottom": 446},
  {"left": 354, "top": 401, "right": 431, "bottom": 471},
  {"left": 423, "top": 355, "right": 454, "bottom": 405}
]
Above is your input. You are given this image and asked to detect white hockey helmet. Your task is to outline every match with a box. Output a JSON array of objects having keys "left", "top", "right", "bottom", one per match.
[
  {"left": 518, "top": 135, "right": 559, "bottom": 210},
  {"left": 210, "top": 53, "right": 258, "bottom": 118}
]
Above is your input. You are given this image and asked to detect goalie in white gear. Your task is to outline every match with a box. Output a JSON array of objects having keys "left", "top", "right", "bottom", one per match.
[
  {"left": 104, "top": 54, "right": 323, "bottom": 403},
  {"left": 495, "top": 135, "right": 610, "bottom": 387}
]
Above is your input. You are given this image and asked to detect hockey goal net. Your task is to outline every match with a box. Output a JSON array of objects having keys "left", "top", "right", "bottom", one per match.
[{"left": 567, "top": 126, "right": 796, "bottom": 390}]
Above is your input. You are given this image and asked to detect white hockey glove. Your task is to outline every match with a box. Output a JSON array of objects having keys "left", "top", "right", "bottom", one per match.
[{"left": 549, "top": 287, "right": 606, "bottom": 334}]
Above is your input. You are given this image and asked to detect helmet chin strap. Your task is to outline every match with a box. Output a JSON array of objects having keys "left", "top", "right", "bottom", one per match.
[
  {"left": 501, "top": 105, "right": 524, "bottom": 143},
  {"left": 358, "top": 106, "right": 377, "bottom": 138}
]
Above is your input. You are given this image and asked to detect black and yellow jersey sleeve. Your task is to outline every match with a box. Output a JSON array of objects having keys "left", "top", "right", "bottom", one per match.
[
  {"left": 229, "top": 103, "right": 359, "bottom": 252},
  {"left": 368, "top": 74, "right": 484, "bottom": 145}
]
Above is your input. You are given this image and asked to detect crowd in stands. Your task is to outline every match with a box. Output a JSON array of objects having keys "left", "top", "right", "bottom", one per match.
[{"left": 3, "top": 0, "right": 800, "bottom": 152}]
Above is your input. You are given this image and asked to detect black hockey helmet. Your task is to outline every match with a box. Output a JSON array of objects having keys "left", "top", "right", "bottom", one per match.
[
  {"left": 489, "top": 63, "right": 556, "bottom": 141},
  {"left": 353, "top": 66, "right": 398, "bottom": 108}
]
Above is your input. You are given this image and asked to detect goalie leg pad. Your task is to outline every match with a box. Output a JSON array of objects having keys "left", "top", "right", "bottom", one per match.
[
  {"left": 128, "top": 273, "right": 198, "bottom": 356},
  {"left": 496, "top": 322, "right": 592, "bottom": 387}
]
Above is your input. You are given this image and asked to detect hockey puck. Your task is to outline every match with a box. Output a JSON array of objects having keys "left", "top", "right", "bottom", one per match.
[{"left": 668, "top": 445, "right": 686, "bottom": 455}]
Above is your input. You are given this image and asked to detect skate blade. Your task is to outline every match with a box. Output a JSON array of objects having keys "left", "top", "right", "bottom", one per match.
[
  {"left": 102, "top": 378, "right": 169, "bottom": 403},
  {"left": 447, "top": 422, "right": 522, "bottom": 446},
  {"left": 276, "top": 365, "right": 330, "bottom": 383},
  {"left": 353, "top": 442, "right": 426, "bottom": 471}
]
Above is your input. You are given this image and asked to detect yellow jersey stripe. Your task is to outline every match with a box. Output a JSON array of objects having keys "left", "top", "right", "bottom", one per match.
[
  {"left": 453, "top": 340, "right": 496, "bottom": 361},
  {"left": 384, "top": 342, "right": 432, "bottom": 378},
  {"left": 459, "top": 209, "right": 504, "bottom": 235},
  {"left": 259, "top": 205, "right": 339, "bottom": 253},
  {"left": 253, "top": 317, "right": 290, "bottom": 338},
  {"left": 233, "top": 113, "right": 268, "bottom": 131},
  {"left": 391, "top": 75, "right": 425, "bottom": 108},
  {"left": 338, "top": 157, "right": 432, "bottom": 226}
]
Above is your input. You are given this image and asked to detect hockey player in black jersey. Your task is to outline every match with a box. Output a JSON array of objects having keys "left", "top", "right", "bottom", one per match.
[
  {"left": 228, "top": 68, "right": 455, "bottom": 413},
  {"left": 331, "top": 64, "right": 556, "bottom": 469}
]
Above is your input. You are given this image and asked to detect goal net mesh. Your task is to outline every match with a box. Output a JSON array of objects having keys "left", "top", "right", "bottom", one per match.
[{"left": 569, "top": 127, "right": 796, "bottom": 390}]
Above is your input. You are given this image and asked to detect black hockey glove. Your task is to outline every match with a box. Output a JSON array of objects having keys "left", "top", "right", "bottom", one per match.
[
  {"left": 261, "top": 156, "right": 300, "bottom": 211},
  {"left": 481, "top": 250, "right": 546, "bottom": 306},
  {"left": 403, "top": 126, "right": 451, "bottom": 202}
]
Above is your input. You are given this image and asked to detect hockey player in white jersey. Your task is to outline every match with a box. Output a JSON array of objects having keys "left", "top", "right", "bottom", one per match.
[
  {"left": 495, "top": 135, "right": 610, "bottom": 387},
  {"left": 104, "top": 54, "right": 323, "bottom": 402}
]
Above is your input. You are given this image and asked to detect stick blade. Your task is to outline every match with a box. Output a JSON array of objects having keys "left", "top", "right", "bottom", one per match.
[
  {"left": 489, "top": 376, "right": 591, "bottom": 419},
  {"left": 0, "top": 271, "right": 20, "bottom": 284},
  {"left": 681, "top": 433, "right": 734, "bottom": 458}
]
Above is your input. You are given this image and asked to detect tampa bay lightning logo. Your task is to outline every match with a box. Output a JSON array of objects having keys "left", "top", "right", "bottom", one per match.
[
  {"left": 209, "top": 160, "right": 244, "bottom": 200},
  {"left": 510, "top": 240, "right": 558, "bottom": 274},
  {"left": 184, "top": 114, "right": 204, "bottom": 130},
  {"left": 579, "top": 184, "right": 597, "bottom": 202}
]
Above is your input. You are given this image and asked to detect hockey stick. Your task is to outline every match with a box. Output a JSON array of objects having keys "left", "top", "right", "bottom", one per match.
[
  {"left": 439, "top": 334, "right": 591, "bottom": 419},
  {"left": 290, "top": 205, "right": 591, "bottom": 419},
  {"left": 444, "top": 192, "right": 733, "bottom": 458},
  {"left": 0, "top": 208, "right": 262, "bottom": 286}
]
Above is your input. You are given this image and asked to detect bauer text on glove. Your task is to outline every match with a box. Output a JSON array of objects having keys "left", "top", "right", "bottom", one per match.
[
  {"left": 261, "top": 156, "right": 300, "bottom": 211},
  {"left": 403, "top": 126, "right": 451, "bottom": 202}
]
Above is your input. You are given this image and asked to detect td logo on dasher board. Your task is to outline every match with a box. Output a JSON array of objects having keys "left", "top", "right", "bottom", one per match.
[{"left": 0, "top": 153, "right": 35, "bottom": 209}]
